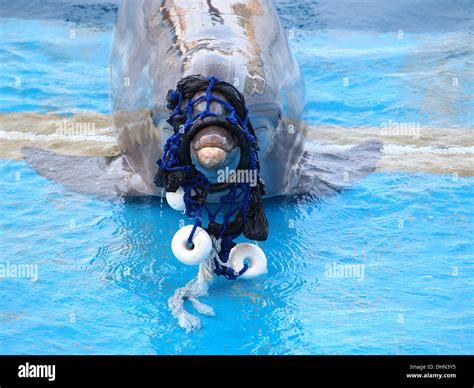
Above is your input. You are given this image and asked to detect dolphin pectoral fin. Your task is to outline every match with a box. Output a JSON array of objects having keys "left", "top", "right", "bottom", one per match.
[
  {"left": 21, "top": 147, "right": 154, "bottom": 197},
  {"left": 288, "top": 140, "right": 383, "bottom": 196}
]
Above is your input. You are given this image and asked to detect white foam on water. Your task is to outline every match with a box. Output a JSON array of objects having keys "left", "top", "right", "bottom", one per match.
[
  {"left": 0, "top": 112, "right": 472, "bottom": 174},
  {"left": 291, "top": 29, "right": 474, "bottom": 59},
  {"left": 0, "top": 129, "right": 115, "bottom": 143},
  {"left": 308, "top": 142, "right": 474, "bottom": 155}
]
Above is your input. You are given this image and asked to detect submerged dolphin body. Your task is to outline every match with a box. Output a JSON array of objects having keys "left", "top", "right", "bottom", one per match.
[{"left": 23, "top": 0, "right": 382, "bottom": 198}]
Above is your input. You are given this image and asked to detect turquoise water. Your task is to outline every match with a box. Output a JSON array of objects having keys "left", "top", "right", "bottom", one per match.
[{"left": 0, "top": 0, "right": 473, "bottom": 354}]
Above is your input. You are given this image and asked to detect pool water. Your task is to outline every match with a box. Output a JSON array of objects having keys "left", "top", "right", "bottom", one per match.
[{"left": 0, "top": 0, "right": 473, "bottom": 354}]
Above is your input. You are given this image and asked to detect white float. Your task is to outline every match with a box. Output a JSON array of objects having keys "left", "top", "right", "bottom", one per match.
[
  {"left": 228, "top": 243, "right": 267, "bottom": 279},
  {"left": 166, "top": 187, "right": 186, "bottom": 211},
  {"left": 171, "top": 225, "right": 212, "bottom": 265}
]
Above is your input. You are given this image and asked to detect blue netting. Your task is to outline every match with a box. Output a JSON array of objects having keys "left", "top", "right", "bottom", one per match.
[{"left": 158, "top": 76, "right": 260, "bottom": 279}]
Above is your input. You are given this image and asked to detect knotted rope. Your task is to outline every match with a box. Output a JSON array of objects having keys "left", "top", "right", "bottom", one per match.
[{"left": 167, "top": 236, "right": 221, "bottom": 332}]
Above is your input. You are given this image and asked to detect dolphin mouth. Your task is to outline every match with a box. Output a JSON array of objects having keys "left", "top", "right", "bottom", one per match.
[{"left": 191, "top": 125, "right": 237, "bottom": 170}]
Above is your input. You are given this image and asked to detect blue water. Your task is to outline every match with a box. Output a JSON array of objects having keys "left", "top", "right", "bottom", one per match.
[{"left": 0, "top": 0, "right": 473, "bottom": 354}]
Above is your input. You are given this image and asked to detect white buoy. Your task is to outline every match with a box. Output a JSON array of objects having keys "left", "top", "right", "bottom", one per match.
[
  {"left": 171, "top": 225, "right": 212, "bottom": 265},
  {"left": 166, "top": 187, "right": 186, "bottom": 211},
  {"left": 228, "top": 243, "right": 267, "bottom": 279}
]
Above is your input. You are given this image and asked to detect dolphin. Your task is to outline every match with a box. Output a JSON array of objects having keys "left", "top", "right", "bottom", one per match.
[
  {"left": 23, "top": 0, "right": 382, "bottom": 199},
  {"left": 20, "top": 0, "right": 383, "bottom": 333}
]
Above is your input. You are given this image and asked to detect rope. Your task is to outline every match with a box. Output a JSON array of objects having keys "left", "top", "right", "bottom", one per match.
[
  {"left": 167, "top": 236, "right": 218, "bottom": 333},
  {"left": 158, "top": 76, "right": 259, "bottom": 279}
]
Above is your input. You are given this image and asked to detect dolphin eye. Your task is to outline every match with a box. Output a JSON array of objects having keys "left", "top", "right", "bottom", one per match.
[
  {"left": 249, "top": 105, "right": 282, "bottom": 131},
  {"left": 150, "top": 110, "right": 160, "bottom": 128},
  {"left": 253, "top": 114, "right": 281, "bottom": 131},
  {"left": 150, "top": 109, "right": 174, "bottom": 132}
]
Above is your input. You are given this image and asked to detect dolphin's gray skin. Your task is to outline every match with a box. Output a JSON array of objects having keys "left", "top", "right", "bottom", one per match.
[{"left": 23, "top": 0, "right": 382, "bottom": 198}]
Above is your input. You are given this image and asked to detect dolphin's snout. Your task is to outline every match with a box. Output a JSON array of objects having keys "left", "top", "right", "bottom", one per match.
[{"left": 191, "top": 126, "right": 237, "bottom": 170}]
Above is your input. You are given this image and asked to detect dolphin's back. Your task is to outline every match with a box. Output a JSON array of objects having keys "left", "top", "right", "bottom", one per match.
[{"left": 111, "top": 0, "right": 303, "bottom": 115}]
